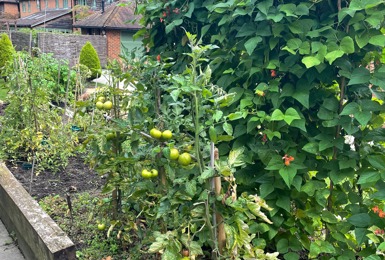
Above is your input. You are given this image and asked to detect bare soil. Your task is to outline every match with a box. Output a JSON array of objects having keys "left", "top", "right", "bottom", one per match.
[{"left": 6, "top": 156, "right": 105, "bottom": 200}]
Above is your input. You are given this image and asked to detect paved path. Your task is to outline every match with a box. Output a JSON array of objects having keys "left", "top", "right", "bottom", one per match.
[
  {"left": 92, "top": 69, "right": 135, "bottom": 91},
  {"left": 0, "top": 220, "right": 24, "bottom": 259}
]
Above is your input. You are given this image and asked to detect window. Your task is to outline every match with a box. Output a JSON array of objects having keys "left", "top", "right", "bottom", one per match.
[
  {"left": 27, "top": 1, "right": 31, "bottom": 12},
  {"left": 22, "top": 2, "right": 26, "bottom": 12},
  {"left": 55, "top": 0, "right": 59, "bottom": 8},
  {"left": 37, "top": 0, "right": 40, "bottom": 10},
  {"left": 78, "top": 0, "right": 87, "bottom": 6},
  {"left": 63, "top": 0, "right": 68, "bottom": 8},
  {"left": 44, "top": 0, "right": 48, "bottom": 9}
]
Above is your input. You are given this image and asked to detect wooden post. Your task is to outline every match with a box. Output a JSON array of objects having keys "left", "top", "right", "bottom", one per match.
[
  {"left": 29, "top": 31, "right": 32, "bottom": 55},
  {"left": 214, "top": 176, "right": 225, "bottom": 253},
  {"left": 210, "top": 142, "right": 226, "bottom": 256}
]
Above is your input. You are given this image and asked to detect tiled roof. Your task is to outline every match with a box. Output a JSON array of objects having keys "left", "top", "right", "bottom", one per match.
[
  {"left": 0, "top": 0, "right": 18, "bottom": 3},
  {"left": 74, "top": 1, "right": 141, "bottom": 30},
  {"left": 16, "top": 9, "right": 71, "bottom": 27}
]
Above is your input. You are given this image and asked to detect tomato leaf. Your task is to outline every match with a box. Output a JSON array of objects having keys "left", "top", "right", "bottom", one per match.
[{"left": 223, "top": 122, "right": 233, "bottom": 136}]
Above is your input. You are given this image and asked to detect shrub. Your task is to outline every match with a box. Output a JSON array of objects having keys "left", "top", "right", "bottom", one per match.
[
  {"left": 79, "top": 41, "right": 101, "bottom": 80},
  {"left": 0, "top": 33, "right": 15, "bottom": 71}
]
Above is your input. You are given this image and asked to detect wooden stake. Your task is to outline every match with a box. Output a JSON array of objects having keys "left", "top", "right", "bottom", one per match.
[{"left": 210, "top": 142, "right": 226, "bottom": 256}]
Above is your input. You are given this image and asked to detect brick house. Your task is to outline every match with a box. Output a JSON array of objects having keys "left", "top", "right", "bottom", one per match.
[
  {"left": 15, "top": 0, "right": 121, "bottom": 32},
  {"left": 0, "top": 0, "right": 19, "bottom": 28},
  {"left": 4, "top": 0, "right": 141, "bottom": 61},
  {"left": 19, "top": 0, "right": 63, "bottom": 18},
  {"left": 73, "top": 1, "right": 142, "bottom": 61},
  {"left": 15, "top": 0, "right": 74, "bottom": 32}
]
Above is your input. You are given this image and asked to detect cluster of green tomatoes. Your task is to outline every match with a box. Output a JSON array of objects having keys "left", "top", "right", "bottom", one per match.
[
  {"left": 141, "top": 128, "right": 193, "bottom": 179},
  {"left": 149, "top": 128, "right": 192, "bottom": 166},
  {"left": 95, "top": 96, "right": 113, "bottom": 110},
  {"left": 141, "top": 168, "right": 158, "bottom": 179}
]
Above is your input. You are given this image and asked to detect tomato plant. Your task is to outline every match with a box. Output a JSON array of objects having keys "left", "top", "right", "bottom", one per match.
[
  {"left": 0, "top": 51, "right": 77, "bottom": 172},
  {"left": 79, "top": 34, "right": 277, "bottom": 259}
]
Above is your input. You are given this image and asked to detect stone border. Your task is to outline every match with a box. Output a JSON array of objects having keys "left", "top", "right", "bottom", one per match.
[{"left": 0, "top": 163, "right": 76, "bottom": 260}]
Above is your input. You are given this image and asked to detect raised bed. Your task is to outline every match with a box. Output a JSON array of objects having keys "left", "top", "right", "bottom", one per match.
[{"left": 0, "top": 162, "right": 76, "bottom": 260}]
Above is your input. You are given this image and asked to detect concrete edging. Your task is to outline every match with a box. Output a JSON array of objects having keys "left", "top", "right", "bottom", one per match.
[{"left": 0, "top": 163, "right": 76, "bottom": 260}]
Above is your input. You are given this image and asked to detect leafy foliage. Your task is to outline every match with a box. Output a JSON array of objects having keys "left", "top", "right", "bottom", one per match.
[
  {"left": 0, "top": 33, "right": 15, "bottom": 72},
  {"left": 0, "top": 52, "right": 77, "bottom": 172},
  {"left": 134, "top": 0, "right": 385, "bottom": 258},
  {"left": 77, "top": 37, "right": 277, "bottom": 259},
  {"left": 79, "top": 41, "right": 101, "bottom": 79}
]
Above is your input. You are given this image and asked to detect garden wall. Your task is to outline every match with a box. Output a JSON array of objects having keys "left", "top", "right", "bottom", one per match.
[
  {"left": 38, "top": 33, "right": 107, "bottom": 67},
  {"left": 0, "top": 163, "right": 76, "bottom": 260},
  {"left": 7, "top": 31, "right": 32, "bottom": 52},
  {"left": 0, "top": 30, "right": 107, "bottom": 67}
]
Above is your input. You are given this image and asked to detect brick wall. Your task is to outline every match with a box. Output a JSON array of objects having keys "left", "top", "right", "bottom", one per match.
[
  {"left": 4, "top": 4, "right": 19, "bottom": 18},
  {"left": 20, "top": 0, "right": 40, "bottom": 18},
  {"left": 0, "top": 30, "right": 107, "bottom": 67},
  {"left": 7, "top": 31, "right": 32, "bottom": 51},
  {"left": 19, "top": 0, "right": 72, "bottom": 18},
  {"left": 106, "top": 30, "right": 120, "bottom": 61},
  {"left": 37, "top": 32, "right": 107, "bottom": 66}
]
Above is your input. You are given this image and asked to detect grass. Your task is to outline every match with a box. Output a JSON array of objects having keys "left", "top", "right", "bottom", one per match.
[
  {"left": 38, "top": 192, "right": 131, "bottom": 260},
  {"left": 0, "top": 78, "right": 9, "bottom": 101},
  {"left": 0, "top": 87, "right": 9, "bottom": 101}
]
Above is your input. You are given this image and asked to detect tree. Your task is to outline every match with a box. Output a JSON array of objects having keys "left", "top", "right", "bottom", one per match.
[
  {"left": 0, "top": 33, "right": 15, "bottom": 72},
  {"left": 79, "top": 41, "right": 101, "bottom": 79}
]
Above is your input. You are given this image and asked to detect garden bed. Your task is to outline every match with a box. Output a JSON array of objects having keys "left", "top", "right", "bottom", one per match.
[
  {"left": 6, "top": 156, "right": 104, "bottom": 200},
  {"left": 3, "top": 156, "right": 114, "bottom": 259},
  {"left": 0, "top": 163, "right": 77, "bottom": 260}
]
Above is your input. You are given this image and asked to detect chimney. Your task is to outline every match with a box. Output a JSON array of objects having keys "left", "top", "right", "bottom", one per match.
[{"left": 101, "top": 0, "right": 105, "bottom": 13}]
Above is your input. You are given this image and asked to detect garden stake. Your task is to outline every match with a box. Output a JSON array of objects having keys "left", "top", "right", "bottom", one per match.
[
  {"left": 28, "top": 31, "right": 32, "bottom": 55},
  {"left": 66, "top": 193, "right": 73, "bottom": 224},
  {"left": 210, "top": 142, "right": 219, "bottom": 259},
  {"left": 28, "top": 155, "right": 36, "bottom": 194},
  {"left": 64, "top": 64, "right": 70, "bottom": 110},
  {"left": 56, "top": 61, "right": 61, "bottom": 105},
  {"left": 210, "top": 142, "right": 225, "bottom": 255},
  {"left": 91, "top": 83, "right": 97, "bottom": 125}
]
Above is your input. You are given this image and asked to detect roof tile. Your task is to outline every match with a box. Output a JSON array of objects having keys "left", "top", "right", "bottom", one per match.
[{"left": 74, "top": 1, "right": 141, "bottom": 30}]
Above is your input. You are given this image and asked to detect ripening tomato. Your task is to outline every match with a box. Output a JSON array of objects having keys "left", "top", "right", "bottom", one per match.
[
  {"left": 178, "top": 152, "right": 192, "bottom": 166},
  {"left": 162, "top": 130, "right": 173, "bottom": 140},
  {"left": 150, "top": 128, "right": 162, "bottom": 139}
]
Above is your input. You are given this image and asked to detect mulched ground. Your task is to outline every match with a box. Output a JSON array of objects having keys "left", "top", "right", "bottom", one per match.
[{"left": 6, "top": 156, "right": 105, "bottom": 200}]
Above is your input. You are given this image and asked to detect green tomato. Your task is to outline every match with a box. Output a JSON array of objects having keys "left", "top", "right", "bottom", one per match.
[
  {"left": 170, "top": 148, "right": 179, "bottom": 160},
  {"left": 141, "top": 169, "right": 152, "bottom": 179},
  {"left": 150, "top": 128, "right": 162, "bottom": 139},
  {"left": 97, "top": 223, "right": 106, "bottom": 231},
  {"left": 151, "top": 169, "right": 158, "bottom": 177},
  {"left": 178, "top": 152, "right": 192, "bottom": 166},
  {"left": 162, "top": 130, "right": 173, "bottom": 140},
  {"left": 96, "top": 101, "right": 104, "bottom": 110},
  {"left": 103, "top": 101, "right": 113, "bottom": 110},
  {"left": 106, "top": 132, "right": 116, "bottom": 140},
  {"left": 97, "top": 96, "right": 106, "bottom": 102}
]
